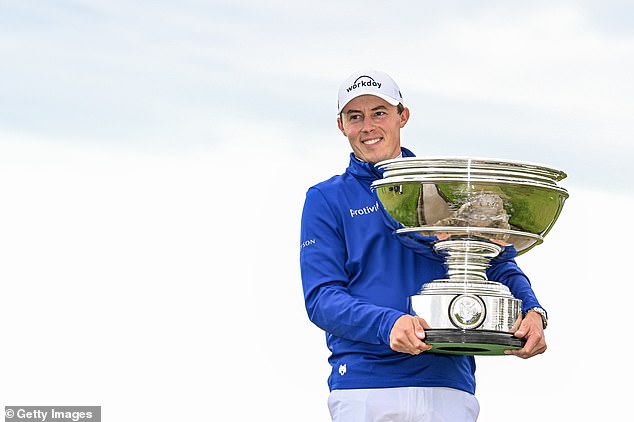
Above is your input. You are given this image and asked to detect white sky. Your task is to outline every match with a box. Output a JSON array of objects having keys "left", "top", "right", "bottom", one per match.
[{"left": 1, "top": 1, "right": 633, "bottom": 420}]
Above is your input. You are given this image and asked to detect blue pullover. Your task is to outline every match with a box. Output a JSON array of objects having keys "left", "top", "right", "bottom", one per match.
[{"left": 299, "top": 147, "right": 544, "bottom": 394}]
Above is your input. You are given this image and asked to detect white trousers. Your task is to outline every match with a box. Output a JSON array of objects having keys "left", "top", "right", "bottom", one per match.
[{"left": 328, "top": 387, "right": 480, "bottom": 422}]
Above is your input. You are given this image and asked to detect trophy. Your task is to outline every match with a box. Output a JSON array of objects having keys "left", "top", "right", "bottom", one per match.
[{"left": 371, "top": 157, "right": 568, "bottom": 355}]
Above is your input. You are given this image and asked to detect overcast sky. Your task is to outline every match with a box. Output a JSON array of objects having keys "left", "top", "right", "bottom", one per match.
[{"left": 1, "top": 1, "right": 633, "bottom": 421}]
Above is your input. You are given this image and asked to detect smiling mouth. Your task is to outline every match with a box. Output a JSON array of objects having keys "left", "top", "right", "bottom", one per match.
[{"left": 362, "top": 137, "right": 382, "bottom": 145}]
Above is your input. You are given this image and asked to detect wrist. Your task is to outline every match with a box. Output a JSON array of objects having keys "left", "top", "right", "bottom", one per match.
[{"left": 525, "top": 307, "right": 548, "bottom": 329}]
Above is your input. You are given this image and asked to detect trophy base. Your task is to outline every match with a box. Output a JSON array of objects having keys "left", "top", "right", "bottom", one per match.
[{"left": 425, "top": 329, "right": 525, "bottom": 356}]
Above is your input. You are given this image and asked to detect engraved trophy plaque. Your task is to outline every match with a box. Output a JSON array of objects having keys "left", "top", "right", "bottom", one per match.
[{"left": 371, "top": 157, "right": 568, "bottom": 355}]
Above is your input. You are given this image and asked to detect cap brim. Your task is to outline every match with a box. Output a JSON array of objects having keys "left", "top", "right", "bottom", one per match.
[{"left": 338, "top": 92, "right": 401, "bottom": 114}]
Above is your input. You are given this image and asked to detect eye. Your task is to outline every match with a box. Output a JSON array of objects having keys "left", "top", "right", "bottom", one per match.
[{"left": 373, "top": 111, "right": 387, "bottom": 118}]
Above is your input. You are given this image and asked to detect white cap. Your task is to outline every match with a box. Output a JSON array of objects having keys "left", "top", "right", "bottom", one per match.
[{"left": 337, "top": 70, "right": 404, "bottom": 114}]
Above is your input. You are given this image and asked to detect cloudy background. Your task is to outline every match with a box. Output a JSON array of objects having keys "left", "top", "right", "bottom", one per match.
[{"left": 1, "top": 1, "right": 632, "bottom": 420}]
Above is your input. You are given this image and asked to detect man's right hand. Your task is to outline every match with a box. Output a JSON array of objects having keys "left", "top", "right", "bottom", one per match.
[{"left": 389, "top": 315, "right": 432, "bottom": 355}]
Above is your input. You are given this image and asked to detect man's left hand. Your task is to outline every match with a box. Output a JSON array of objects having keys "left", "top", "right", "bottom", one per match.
[{"left": 504, "top": 311, "right": 547, "bottom": 359}]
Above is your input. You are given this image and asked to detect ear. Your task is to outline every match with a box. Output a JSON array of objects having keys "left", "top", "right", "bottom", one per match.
[
  {"left": 337, "top": 116, "right": 347, "bottom": 136},
  {"left": 399, "top": 107, "right": 410, "bottom": 128}
]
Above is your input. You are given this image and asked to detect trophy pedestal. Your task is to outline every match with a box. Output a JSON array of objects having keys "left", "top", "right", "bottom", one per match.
[
  {"left": 410, "top": 241, "right": 524, "bottom": 356},
  {"left": 425, "top": 329, "right": 525, "bottom": 356},
  {"left": 411, "top": 276, "right": 524, "bottom": 356}
]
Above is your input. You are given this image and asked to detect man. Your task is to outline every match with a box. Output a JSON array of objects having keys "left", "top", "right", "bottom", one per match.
[{"left": 299, "top": 70, "right": 547, "bottom": 421}]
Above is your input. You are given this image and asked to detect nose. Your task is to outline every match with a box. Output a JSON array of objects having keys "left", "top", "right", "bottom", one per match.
[{"left": 361, "top": 117, "right": 375, "bottom": 132}]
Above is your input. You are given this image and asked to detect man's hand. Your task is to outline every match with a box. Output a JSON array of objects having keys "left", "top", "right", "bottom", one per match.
[
  {"left": 389, "top": 315, "right": 432, "bottom": 355},
  {"left": 504, "top": 311, "right": 547, "bottom": 358}
]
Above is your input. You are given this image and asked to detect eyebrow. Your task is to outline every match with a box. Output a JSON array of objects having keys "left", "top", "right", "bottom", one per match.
[{"left": 345, "top": 105, "right": 389, "bottom": 114}]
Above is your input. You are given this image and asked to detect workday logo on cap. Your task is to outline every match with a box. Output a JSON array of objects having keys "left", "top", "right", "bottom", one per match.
[
  {"left": 346, "top": 75, "right": 383, "bottom": 92},
  {"left": 337, "top": 70, "right": 403, "bottom": 114}
]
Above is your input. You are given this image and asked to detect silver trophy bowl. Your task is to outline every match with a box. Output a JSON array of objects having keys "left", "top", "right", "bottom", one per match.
[{"left": 372, "top": 157, "right": 568, "bottom": 355}]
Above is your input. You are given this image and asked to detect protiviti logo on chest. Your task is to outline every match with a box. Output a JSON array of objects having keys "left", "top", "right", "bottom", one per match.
[
  {"left": 350, "top": 201, "right": 379, "bottom": 218},
  {"left": 346, "top": 75, "right": 381, "bottom": 93}
]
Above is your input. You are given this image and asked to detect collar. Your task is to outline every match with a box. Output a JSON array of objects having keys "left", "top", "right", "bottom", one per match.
[{"left": 346, "top": 147, "right": 416, "bottom": 180}]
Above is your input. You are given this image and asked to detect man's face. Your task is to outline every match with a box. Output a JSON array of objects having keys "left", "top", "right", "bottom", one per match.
[{"left": 337, "top": 95, "right": 410, "bottom": 165}]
